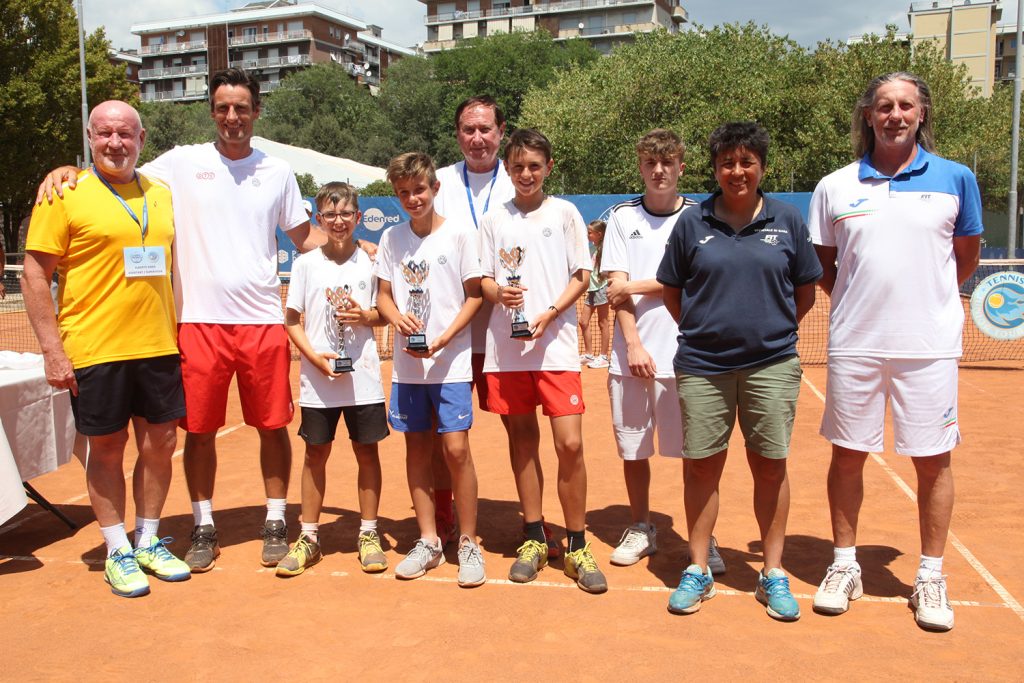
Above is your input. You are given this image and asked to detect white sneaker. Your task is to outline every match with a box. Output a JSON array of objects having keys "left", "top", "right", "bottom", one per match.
[
  {"left": 707, "top": 535, "right": 726, "bottom": 575},
  {"left": 910, "top": 573, "right": 954, "bottom": 631},
  {"left": 813, "top": 563, "right": 863, "bottom": 615},
  {"left": 579, "top": 354, "right": 594, "bottom": 364},
  {"left": 456, "top": 535, "right": 486, "bottom": 588},
  {"left": 395, "top": 538, "right": 445, "bottom": 580},
  {"left": 587, "top": 355, "right": 609, "bottom": 369},
  {"left": 609, "top": 523, "right": 657, "bottom": 566}
]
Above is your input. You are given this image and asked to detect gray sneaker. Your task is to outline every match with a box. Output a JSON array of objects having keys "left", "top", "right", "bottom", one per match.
[
  {"left": 457, "top": 535, "right": 486, "bottom": 587},
  {"left": 395, "top": 538, "right": 445, "bottom": 579},
  {"left": 184, "top": 524, "right": 220, "bottom": 573},
  {"left": 260, "top": 519, "right": 289, "bottom": 567},
  {"left": 707, "top": 536, "right": 727, "bottom": 575}
]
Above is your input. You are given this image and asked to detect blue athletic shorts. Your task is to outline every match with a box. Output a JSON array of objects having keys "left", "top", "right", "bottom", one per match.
[{"left": 388, "top": 382, "right": 473, "bottom": 433}]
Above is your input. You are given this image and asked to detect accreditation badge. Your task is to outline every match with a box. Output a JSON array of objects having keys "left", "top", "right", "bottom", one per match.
[{"left": 123, "top": 246, "right": 167, "bottom": 278}]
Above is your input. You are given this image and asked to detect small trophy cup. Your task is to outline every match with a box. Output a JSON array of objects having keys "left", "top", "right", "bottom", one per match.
[
  {"left": 499, "top": 246, "right": 532, "bottom": 339},
  {"left": 325, "top": 285, "right": 354, "bottom": 373},
  {"left": 401, "top": 259, "right": 430, "bottom": 352}
]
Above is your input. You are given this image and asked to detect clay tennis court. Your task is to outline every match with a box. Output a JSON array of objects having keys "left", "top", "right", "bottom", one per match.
[{"left": 2, "top": 336, "right": 1023, "bottom": 679}]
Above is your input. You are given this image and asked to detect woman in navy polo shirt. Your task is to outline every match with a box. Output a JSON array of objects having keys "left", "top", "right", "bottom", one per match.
[{"left": 656, "top": 121, "right": 822, "bottom": 621}]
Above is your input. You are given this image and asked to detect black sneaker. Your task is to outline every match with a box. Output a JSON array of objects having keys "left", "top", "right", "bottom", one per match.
[
  {"left": 260, "top": 519, "right": 288, "bottom": 567},
  {"left": 184, "top": 524, "right": 220, "bottom": 573}
]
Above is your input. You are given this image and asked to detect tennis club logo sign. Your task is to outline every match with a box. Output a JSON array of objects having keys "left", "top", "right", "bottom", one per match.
[{"left": 970, "top": 271, "right": 1024, "bottom": 340}]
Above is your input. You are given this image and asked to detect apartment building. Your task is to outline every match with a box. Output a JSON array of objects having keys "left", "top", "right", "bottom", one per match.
[
  {"left": 907, "top": 0, "right": 1002, "bottom": 96},
  {"left": 131, "top": 0, "right": 414, "bottom": 103},
  {"left": 108, "top": 49, "right": 142, "bottom": 86},
  {"left": 995, "top": 22, "right": 1019, "bottom": 83},
  {"left": 418, "top": 0, "right": 688, "bottom": 54}
]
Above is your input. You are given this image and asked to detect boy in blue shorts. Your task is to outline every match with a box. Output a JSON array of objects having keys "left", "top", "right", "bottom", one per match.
[
  {"left": 278, "top": 182, "right": 390, "bottom": 577},
  {"left": 374, "top": 152, "right": 486, "bottom": 587},
  {"left": 479, "top": 128, "right": 607, "bottom": 594}
]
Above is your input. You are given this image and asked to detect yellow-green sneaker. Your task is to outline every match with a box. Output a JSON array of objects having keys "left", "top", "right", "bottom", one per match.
[
  {"left": 508, "top": 539, "right": 548, "bottom": 583},
  {"left": 358, "top": 530, "right": 388, "bottom": 573},
  {"left": 564, "top": 542, "right": 608, "bottom": 594},
  {"left": 275, "top": 534, "right": 322, "bottom": 577},
  {"left": 104, "top": 546, "right": 151, "bottom": 598},
  {"left": 134, "top": 536, "right": 191, "bottom": 582}
]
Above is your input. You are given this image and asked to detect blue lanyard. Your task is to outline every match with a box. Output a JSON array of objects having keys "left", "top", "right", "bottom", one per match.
[
  {"left": 462, "top": 161, "right": 499, "bottom": 229},
  {"left": 93, "top": 166, "right": 148, "bottom": 246}
]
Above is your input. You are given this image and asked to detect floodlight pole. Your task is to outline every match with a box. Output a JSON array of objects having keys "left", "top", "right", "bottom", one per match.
[
  {"left": 1009, "top": 0, "right": 1023, "bottom": 257},
  {"left": 77, "top": 0, "right": 90, "bottom": 165}
]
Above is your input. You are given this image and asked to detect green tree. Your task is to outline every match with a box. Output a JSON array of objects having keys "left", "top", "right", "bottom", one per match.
[
  {"left": 138, "top": 101, "right": 213, "bottom": 163},
  {"left": 256, "top": 63, "right": 395, "bottom": 167},
  {"left": 295, "top": 172, "right": 318, "bottom": 196},
  {"left": 377, "top": 56, "right": 446, "bottom": 160},
  {"left": 0, "top": 3, "right": 134, "bottom": 254}
]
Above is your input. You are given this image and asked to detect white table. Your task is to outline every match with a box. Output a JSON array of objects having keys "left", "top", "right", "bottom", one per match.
[{"left": 0, "top": 365, "right": 76, "bottom": 525}]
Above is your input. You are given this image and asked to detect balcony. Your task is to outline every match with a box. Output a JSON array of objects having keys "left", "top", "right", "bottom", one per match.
[
  {"left": 341, "top": 38, "right": 366, "bottom": 54},
  {"left": 138, "top": 63, "right": 209, "bottom": 80},
  {"left": 260, "top": 81, "right": 284, "bottom": 94},
  {"left": 228, "top": 54, "right": 312, "bottom": 70},
  {"left": 140, "top": 89, "right": 207, "bottom": 103},
  {"left": 139, "top": 40, "right": 207, "bottom": 56},
  {"left": 556, "top": 21, "right": 659, "bottom": 39},
  {"left": 229, "top": 29, "right": 311, "bottom": 47},
  {"left": 425, "top": 0, "right": 654, "bottom": 24}
]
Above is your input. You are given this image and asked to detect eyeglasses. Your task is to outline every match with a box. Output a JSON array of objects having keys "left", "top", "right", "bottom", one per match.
[{"left": 319, "top": 210, "right": 357, "bottom": 221}]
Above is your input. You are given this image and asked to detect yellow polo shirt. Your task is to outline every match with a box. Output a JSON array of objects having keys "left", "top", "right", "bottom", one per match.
[{"left": 25, "top": 169, "right": 178, "bottom": 368}]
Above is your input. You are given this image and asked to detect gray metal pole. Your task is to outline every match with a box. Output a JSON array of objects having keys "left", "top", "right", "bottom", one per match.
[
  {"left": 1009, "top": 0, "right": 1023, "bottom": 257},
  {"left": 77, "top": 0, "right": 90, "bottom": 165}
]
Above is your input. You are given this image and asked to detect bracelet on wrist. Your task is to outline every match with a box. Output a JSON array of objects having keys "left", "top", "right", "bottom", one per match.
[{"left": 548, "top": 305, "right": 558, "bottom": 314}]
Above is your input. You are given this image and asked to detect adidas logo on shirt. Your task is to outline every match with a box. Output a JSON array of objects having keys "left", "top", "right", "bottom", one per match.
[{"left": 628, "top": 229, "right": 643, "bottom": 239}]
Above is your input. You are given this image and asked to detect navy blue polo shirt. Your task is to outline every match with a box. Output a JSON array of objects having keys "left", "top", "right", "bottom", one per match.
[{"left": 656, "top": 192, "right": 822, "bottom": 375}]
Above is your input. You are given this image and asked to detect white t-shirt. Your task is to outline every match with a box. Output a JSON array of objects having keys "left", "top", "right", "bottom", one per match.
[
  {"left": 285, "top": 247, "right": 384, "bottom": 408},
  {"left": 808, "top": 150, "right": 984, "bottom": 359},
  {"left": 373, "top": 219, "right": 481, "bottom": 384},
  {"left": 141, "top": 143, "right": 307, "bottom": 324},
  {"left": 480, "top": 196, "right": 592, "bottom": 373},
  {"left": 435, "top": 160, "right": 516, "bottom": 354},
  {"left": 601, "top": 196, "right": 696, "bottom": 378}
]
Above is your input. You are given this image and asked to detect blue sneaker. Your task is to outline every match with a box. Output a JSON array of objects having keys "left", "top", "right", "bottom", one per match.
[
  {"left": 668, "top": 564, "right": 715, "bottom": 614},
  {"left": 756, "top": 568, "right": 801, "bottom": 621}
]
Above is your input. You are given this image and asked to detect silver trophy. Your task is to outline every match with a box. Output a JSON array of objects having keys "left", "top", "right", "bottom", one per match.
[
  {"left": 499, "top": 246, "right": 531, "bottom": 338},
  {"left": 400, "top": 259, "right": 430, "bottom": 352},
  {"left": 325, "top": 285, "right": 354, "bottom": 373}
]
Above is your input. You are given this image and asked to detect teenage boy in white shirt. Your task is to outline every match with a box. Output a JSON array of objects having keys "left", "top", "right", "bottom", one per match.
[
  {"left": 374, "top": 153, "right": 486, "bottom": 587},
  {"left": 278, "top": 182, "right": 390, "bottom": 577}
]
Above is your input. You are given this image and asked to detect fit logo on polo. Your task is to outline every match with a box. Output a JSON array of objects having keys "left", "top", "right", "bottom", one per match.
[{"left": 761, "top": 234, "right": 779, "bottom": 246}]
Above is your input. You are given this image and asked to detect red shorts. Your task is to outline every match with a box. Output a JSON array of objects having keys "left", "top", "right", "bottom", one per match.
[
  {"left": 471, "top": 353, "right": 490, "bottom": 412},
  {"left": 485, "top": 370, "right": 585, "bottom": 417},
  {"left": 178, "top": 323, "right": 294, "bottom": 433}
]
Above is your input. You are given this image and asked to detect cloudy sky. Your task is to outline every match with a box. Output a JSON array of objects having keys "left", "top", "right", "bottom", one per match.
[{"left": 87, "top": 0, "right": 1020, "bottom": 52}]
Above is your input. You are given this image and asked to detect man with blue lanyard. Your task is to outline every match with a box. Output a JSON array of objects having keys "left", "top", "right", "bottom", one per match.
[
  {"left": 431, "top": 96, "right": 518, "bottom": 546},
  {"left": 22, "top": 100, "right": 189, "bottom": 598}
]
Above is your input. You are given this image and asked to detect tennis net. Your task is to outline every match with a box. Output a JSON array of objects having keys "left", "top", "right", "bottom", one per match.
[{"left": 4, "top": 261, "right": 1023, "bottom": 365}]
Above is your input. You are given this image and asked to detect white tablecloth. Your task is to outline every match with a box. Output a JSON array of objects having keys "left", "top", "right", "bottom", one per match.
[{"left": 0, "top": 365, "right": 76, "bottom": 525}]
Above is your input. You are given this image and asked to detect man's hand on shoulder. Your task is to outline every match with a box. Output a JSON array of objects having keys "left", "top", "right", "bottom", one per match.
[{"left": 36, "top": 166, "right": 82, "bottom": 205}]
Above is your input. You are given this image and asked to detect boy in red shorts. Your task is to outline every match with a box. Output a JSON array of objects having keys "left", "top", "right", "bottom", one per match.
[{"left": 478, "top": 128, "right": 607, "bottom": 594}]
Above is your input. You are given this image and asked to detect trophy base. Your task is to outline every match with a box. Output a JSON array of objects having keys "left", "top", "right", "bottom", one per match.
[
  {"left": 510, "top": 321, "right": 532, "bottom": 339},
  {"left": 332, "top": 357, "right": 354, "bottom": 373},
  {"left": 407, "top": 334, "right": 429, "bottom": 352}
]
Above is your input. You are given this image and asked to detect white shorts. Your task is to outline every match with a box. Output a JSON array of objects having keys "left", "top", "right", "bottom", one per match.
[
  {"left": 821, "top": 357, "right": 961, "bottom": 457},
  {"left": 608, "top": 374, "right": 683, "bottom": 460}
]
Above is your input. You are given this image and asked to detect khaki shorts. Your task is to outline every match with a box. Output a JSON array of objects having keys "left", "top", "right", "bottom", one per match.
[{"left": 675, "top": 355, "right": 802, "bottom": 459}]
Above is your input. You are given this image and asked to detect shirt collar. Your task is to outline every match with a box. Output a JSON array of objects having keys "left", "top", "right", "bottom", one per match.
[
  {"left": 858, "top": 144, "right": 930, "bottom": 181},
  {"left": 700, "top": 189, "right": 774, "bottom": 224}
]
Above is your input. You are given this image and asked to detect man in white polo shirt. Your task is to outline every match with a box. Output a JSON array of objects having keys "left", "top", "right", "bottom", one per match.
[{"left": 808, "top": 72, "right": 982, "bottom": 632}]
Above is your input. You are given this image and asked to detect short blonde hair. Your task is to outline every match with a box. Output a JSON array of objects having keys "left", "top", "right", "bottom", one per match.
[
  {"left": 386, "top": 152, "right": 437, "bottom": 186},
  {"left": 636, "top": 129, "right": 686, "bottom": 161}
]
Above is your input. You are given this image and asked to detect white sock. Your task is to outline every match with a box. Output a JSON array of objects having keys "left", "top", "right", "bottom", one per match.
[
  {"left": 918, "top": 554, "right": 943, "bottom": 580},
  {"left": 100, "top": 523, "right": 131, "bottom": 557},
  {"left": 192, "top": 499, "right": 214, "bottom": 527},
  {"left": 833, "top": 546, "right": 858, "bottom": 568},
  {"left": 134, "top": 517, "right": 160, "bottom": 548},
  {"left": 300, "top": 521, "right": 319, "bottom": 542},
  {"left": 359, "top": 518, "right": 378, "bottom": 534},
  {"left": 266, "top": 498, "right": 287, "bottom": 522}
]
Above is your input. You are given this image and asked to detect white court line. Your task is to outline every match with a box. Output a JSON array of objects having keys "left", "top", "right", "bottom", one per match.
[
  {"left": 801, "top": 374, "right": 1024, "bottom": 622},
  {"left": 0, "top": 553, "right": 1008, "bottom": 610},
  {"left": 0, "top": 422, "right": 246, "bottom": 537}
]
